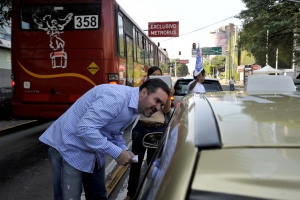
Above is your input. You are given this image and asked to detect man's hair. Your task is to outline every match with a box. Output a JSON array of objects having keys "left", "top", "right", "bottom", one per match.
[
  {"left": 139, "top": 78, "right": 170, "bottom": 96},
  {"left": 147, "top": 66, "right": 162, "bottom": 77},
  {"left": 193, "top": 69, "right": 206, "bottom": 79}
]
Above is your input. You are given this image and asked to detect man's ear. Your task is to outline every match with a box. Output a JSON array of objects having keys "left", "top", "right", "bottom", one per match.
[{"left": 140, "top": 88, "right": 147, "bottom": 99}]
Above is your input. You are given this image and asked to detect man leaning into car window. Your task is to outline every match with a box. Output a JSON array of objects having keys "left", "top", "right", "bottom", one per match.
[{"left": 187, "top": 69, "right": 206, "bottom": 94}]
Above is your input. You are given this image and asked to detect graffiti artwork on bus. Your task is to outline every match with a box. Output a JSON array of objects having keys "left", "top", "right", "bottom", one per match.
[{"left": 32, "top": 13, "right": 73, "bottom": 69}]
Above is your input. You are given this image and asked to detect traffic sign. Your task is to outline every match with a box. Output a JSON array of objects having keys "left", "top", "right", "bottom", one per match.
[
  {"left": 202, "top": 47, "right": 222, "bottom": 55},
  {"left": 179, "top": 60, "right": 189, "bottom": 64}
]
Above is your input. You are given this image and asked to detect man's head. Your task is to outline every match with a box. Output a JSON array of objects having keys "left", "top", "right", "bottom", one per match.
[
  {"left": 193, "top": 69, "right": 206, "bottom": 83},
  {"left": 138, "top": 79, "right": 170, "bottom": 117}
]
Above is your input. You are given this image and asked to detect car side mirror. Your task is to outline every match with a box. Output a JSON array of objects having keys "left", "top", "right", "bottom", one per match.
[{"left": 142, "top": 132, "right": 163, "bottom": 148}]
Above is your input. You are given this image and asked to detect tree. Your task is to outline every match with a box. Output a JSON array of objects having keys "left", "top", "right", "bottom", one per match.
[
  {"left": 237, "top": 0, "right": 298, "bottom": 67},
  {"left": 211, "top": 55, "right": 226, "bottom": 70},
  {"left": 0, "top": 0, "right": 12, "bottom": 27},
  {"left": 176, "top": 64, "right": 189, "bottom": 77},
  {"left": 203, "top": 60, "right": 212, "bottom": 76}
]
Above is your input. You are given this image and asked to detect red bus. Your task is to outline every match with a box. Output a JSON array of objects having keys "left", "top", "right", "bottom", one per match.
[{"left": 11, "top": 0, "right": 170, "bottom": 119}]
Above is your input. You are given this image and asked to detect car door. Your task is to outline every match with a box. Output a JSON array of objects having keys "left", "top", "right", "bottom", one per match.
[{"left": 133, "top": 102, "right": 190, "bottom": 200}]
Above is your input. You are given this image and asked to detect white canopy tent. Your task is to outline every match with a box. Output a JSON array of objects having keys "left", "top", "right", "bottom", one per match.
[{"left": 253, "top": 65, "right": 283, "bottom": 74}]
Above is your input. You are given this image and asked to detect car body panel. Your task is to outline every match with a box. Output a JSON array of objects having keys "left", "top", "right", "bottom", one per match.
[
  {"left": 141, "top": 98, "right": 198, "bottom": 200},
  {"left": 137, "top": 89, "right": 300, "bottom": 200},
  {"left": 206, "top": 92, "right": 300, "bottom": 147},
  {"left": 192, "top": 148, "right": 300, "bottom": 199}
]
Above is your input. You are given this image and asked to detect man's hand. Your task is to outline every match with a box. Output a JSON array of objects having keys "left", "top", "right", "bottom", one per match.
[{"left": 116, "top": 150, "right": 135, "bottom": 165}]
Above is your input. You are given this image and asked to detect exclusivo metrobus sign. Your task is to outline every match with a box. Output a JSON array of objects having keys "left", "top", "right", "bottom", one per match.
[{"left": 148, "top": 21, "right": 179, "bottom": 37}]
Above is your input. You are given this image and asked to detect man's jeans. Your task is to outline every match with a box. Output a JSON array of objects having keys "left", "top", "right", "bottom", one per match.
[
  {"left": 230, "top": 84, "right": 235, "bottom": 91},
  {"left": 48, "top": 146, "right": 108, "bottom": 200}
]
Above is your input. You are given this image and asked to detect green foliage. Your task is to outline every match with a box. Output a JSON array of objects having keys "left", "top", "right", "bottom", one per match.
[
  {"left": 0, "top": 0, "right": 12, "bottom": 27},
  {"left": 203, "top": 60, "right": 212, "bottom": 75},
  {"left": 238, "top": 0, "right": 298, "bottom": 67},
  {"left": 176, "top": 64, "right": 189, "bottom": 77},
  {"left": 160, "top": 63, "right": 168, "bottom": 74},
  {"left": 211, "top": 55, "right": 226, "bottom": 69}
]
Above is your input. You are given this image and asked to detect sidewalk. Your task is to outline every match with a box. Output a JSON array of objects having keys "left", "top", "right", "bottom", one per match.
[{"left": 219, "top": 79, "right": 244, "bottom": 88}]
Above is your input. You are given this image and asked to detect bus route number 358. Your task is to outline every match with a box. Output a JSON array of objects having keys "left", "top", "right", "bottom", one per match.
[{"left": 74, "top": 15, "right": 98, "bottom": 29}]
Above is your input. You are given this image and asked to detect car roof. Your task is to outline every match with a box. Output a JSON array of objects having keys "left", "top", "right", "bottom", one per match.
[
  {"left": 190, "top": 92, "right": 300, "bottom": 199},
  {"left": 205, "top": 92, "right": 300, "bottom": 147},
  {"left": 155, "top": 92, "right": 300, "bottom": 199},
  {"left": 146, "top": 91, "right": 300, "bottom": 200},
  {"left": 246, "top": 75, "right": 296, "bottom": 94}
]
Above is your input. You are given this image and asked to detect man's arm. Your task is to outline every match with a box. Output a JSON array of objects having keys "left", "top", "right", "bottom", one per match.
[{"left": 188, "top": 79, "right": 198, "bottom": 91}]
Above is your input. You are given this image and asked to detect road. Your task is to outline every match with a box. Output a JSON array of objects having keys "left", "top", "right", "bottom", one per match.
[{"left": 0, "top": 121, "right": 135, "bottom": 200}]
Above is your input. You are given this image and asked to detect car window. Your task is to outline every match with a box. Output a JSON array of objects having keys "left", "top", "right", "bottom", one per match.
[
  {"left": 135, "top": 102, "right": 187, "bottom": 200},
  {"left": 174, "top": 79, "right": 222, "bottom": 95},
  {"left": 202, "top": 82, "right": 223, "bottom": 92},
  {"left": 174, "top": 80, "right": 192, "bottom": 95}
]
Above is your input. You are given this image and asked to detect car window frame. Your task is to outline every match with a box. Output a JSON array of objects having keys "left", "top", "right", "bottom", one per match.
[
  {"left": 173, "top": 78, "right": 223, "bottom": 96},
  {"left": 133, "top": 109, "right": 176, "bottom": 199}
]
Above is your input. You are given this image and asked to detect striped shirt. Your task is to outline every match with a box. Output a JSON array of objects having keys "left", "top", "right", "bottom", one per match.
[{"left": 39, "top": 84, "right": 139, "bottom": 173}]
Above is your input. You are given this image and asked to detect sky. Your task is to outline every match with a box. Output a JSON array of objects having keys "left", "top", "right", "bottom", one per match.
[{"left": 116, "top": 0, "right": 246, "bottom": 73}]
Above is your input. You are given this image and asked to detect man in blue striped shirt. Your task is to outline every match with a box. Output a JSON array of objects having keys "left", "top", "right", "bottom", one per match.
[{"left": 39, "top": 79, "right": 170, "bottom": 200}]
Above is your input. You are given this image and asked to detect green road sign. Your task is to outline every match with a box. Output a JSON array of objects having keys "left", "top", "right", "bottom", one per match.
[{"left": 202, "top": 47, "right": 222, "bottom": 55}]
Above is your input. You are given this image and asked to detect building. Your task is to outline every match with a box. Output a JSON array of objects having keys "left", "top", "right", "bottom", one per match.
[{"left": 0, "top": 25, "right": 11, "bottom": 89}]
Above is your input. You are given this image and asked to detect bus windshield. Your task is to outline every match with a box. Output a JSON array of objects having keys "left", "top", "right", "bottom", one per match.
[{"left": 20, "top": 4, "right": 100, "bottom": 30}]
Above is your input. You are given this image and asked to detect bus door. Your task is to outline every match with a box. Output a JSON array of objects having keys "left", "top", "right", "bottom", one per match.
[{"left": 126, "top": 35, "right": 134, "bottom": 86}]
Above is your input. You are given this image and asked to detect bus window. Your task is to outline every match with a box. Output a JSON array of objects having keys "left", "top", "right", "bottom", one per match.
[
  {"left": 20, "top": 4, "right": 100, "bottom": 30},
  {"left": 145, "top": 40, "right": 149, "bottom": 65},
  {"left": 149, "top": 43, "right": 154, "bottom": 66},
  {"left": 126, "top": 36, "right": 134, "bottom": 86},
  {"left": 138, "top": 32, "right": 143, "bottom": 48},
  {"left": 136, "top": 33, "right": 143, "bottom": 63},
  {"left": 118, "top": 14, "right": 125, "bottom": 57},
  {"left": 133, "top": 28, "right": 137, "bottom": 62}
]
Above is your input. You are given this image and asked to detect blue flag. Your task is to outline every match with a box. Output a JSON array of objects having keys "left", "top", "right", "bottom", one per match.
[{"left": 194, "top": 44, "right": 203, "bottom": 77}]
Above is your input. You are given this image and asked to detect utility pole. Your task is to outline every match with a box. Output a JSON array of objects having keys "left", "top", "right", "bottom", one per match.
[
  {"left": 232, "top": 25, "right": 237, "bottom": 78},
  {"left": 266, "top": 29, "right": 269, "bottom": 66},
  {"left": 174, "top": 60, "right": 177, "bottom": 77},
  {"left": 276, "top": 48, "right": 278, "bottom": 75},
  {"left": 226, "top": 24, "right": 231, "bottom": 82},
  {"left": 225, "top": 50, "right": 229, "bottom": 84}
]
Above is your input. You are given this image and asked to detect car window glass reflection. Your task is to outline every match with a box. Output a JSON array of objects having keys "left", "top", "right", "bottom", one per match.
[{"left": 138, "top": 103, "right": 185, "bottom": 200}]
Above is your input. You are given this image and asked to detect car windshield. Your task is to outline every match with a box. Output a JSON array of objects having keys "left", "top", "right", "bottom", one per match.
[{"left": 203, "top": 82, "right": 223, "bottom": 92}]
